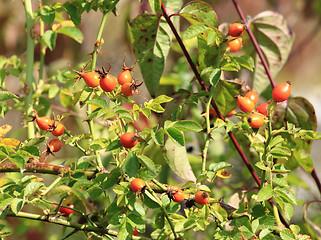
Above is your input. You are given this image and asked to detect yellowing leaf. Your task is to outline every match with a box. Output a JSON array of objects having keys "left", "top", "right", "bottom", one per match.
[
  {"left": 0, "top": 178, "right": 9, "bottom": 187},
  {"left": 0, "top": 138, "right": 20, "bottom": 147},
  {"left": 216, "top": 169, "right": 231, "bottom": 178},
  {"left": 0, "top": 124, "right": 12, "bottom": 139}
]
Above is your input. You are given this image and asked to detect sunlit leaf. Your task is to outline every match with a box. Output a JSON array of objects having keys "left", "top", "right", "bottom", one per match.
[{"left": 163, "top": 138, "right": 196, "bottom": 182}]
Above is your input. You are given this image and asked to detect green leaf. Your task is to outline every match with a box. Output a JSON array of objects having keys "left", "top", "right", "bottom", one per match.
[
  {"left": 257, "top": 216, "right": 277, "bottom": 231},
  {"left": 179, "top": 1, "right": 218, "bottom": 27},
  {"left": 151, "top": 94, "right": 173, "bottom": 104},
  {"left": 148, "top": 0, "right": 161, "bottom": 13},
  {"left": 63, "top": 2, "right": 81, "bottom": 26},
  {"left": 286, "top": 97, "right": 317, "bottom": 131},
  {"left": 257, "top": 184, "right": 273, "bottom": 202},
  {"left": 208, "top": 162, "right": 233, "bottom": 173},
  {"left": 102, "top": 168, "right": 121, "bottom": 189},
  {"left": 172, "top": 120, "right": 202, "bottom": 132},
  {"left": 48, "top": 83, "right": 59, "bottom": 98},
  {"left": 233, "top": 55, "right": 255, "bottom": 71},
  {"left": 200, "top": 67, "right": 221, "bottom": 86},
  {"left": 152, "top": 127, "right": 164, "bottom": 146},
  {"left": 42, "top": 30, "right": 57, "bottom": 51},
  {"left": 122, "top": 153, "right": 140, "bottom": 178},
  {"left": 0, "top": 197, "right": 13, "bottom": 212},
  {"left": 155, "top": 211, "right": 165, "bottom": 228},
  {"left": 0, "top": 91, "right": 18, "bottom": 102},
  {"left": 57, "top": 26, "right": 83, "bottom": 44},
  {"left": 118, "top": 218, "right": 132, "bottom": 240},
  {"left": 24, "top": 182, "right": 44, "bottom": 198},
  {"left": 268, "top": 135, "right": 284, "bottom": 149},
  {"left": 212, "top": 80, "right": 242, "bottom": 116},
  {"left": 87, "top": 98, "right": 108, "bottom": 108},
  {"left": 143, "top": 191, "right": 160, "bottom": 208},
  {"left": 273, "top": 174, "right": 288, "bottom": 187},
  {"left": 280, "top": 228, "right": 296, "bottom": 240},
  {"left": 11, "top": 198, "right": 24, "bottom": 215},
  {"left": 40, "top": 6, "right": 55, "bottom": 25},
  {"left": 270, "top": 146, "right": 291, "bottom": 158},
  {"left": 129, "top": 14, "right": 170, "bottom": 96},
  {"left": 183, "top": 24, "right": 212, "bottom": 39},
  {"left": 249, "top": 11, "right": 295, "bottom": 95},
  {"left": 106, "top": 140, "right": 122, "bottom": 151},
  {"left": 283, "top": 202, "right": 294, "bottom": 221},
  {"left": 113, "top": 185, "right": 128, "bottom": 196},
  {"left": 166, "top": 127, "right": 185, "bottom": 146},
  {"left": 274, "top": 186, "right": 297, "bottom": 205},
  {"left": 163, "top": 137, "right": 196, "bottom": 181},
  {"left": 89, "top": 188, "right": 103, "bottom": 201},
  {"left": 137, "top": 155, "right": 156, "bottom": 175},
  {"left": 9, "top": 155, "right": 26, "bottom": 169},
  {"left": 197, "top": 31, "right": 226, "bottom": 80}
]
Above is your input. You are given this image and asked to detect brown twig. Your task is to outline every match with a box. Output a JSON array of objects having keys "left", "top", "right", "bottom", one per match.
[{"left": 0, "top": 163, "right": 96, "bottom": 179}]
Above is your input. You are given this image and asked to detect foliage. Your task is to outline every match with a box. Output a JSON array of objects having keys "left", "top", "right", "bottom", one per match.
[{"left": 0, "top": 0, "right": 320, "bottom": 239}]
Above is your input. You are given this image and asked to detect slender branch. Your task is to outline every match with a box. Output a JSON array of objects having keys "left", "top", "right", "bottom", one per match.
[
  {"left": 91, "top": 0, "right": 119, "bottom": 69},
  {"left": 5, "top": 211, "right": 118, "bottom": 236},
  {"left": 311, "top": 169, "right": 321, "bottom": 194},
  {"left": 160, "top": 2, "right": 261, "bottom": 187},
  {"left": 24, "top": 0, "right": 36, "bottom": 138},
  {"left": 202, "top": 94, "right": 213, "bottom": 173},
  {"left": 0, "top": 163, "right": 96, "bottom": 179},
  {"left": 38, "top": 0, "right": 45, "bottom": 86},
  {"left": 231, "top": 0, "right": 276, "bottom": 88}
]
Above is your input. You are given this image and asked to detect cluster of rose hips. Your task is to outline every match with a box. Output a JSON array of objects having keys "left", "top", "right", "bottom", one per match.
[
  {"left": 227, "top": 23, "right": 245, "bottom": 52},
  {"left": 237, "top": 81, "right": 291, "bottom": 129},
  {"left": 72, "top": 59, "right": 142, "bottom": 97},
  {"left": 30, "top": 108, "right": 64, "bottom": 154}
]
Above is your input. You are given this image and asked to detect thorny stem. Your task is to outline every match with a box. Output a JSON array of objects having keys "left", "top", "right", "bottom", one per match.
[
  {"left": 231, "top": 0, "right": 276, "bottom": 88},
  {"left": 6, "top": 211, "right": 118, "bottom": 236},
  {"left": 151, "top": 179, "right": 168, "bottom": 192},
  {"left": 160, "top": 2, "right": 261, "bottom": 187},
  {"left": 24, "top": 0, "right": 36, "bottom": 138}
]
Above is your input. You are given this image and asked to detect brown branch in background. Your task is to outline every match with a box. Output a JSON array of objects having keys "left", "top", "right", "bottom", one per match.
[{"left": 289, "top": 19, "right": 321, "bottom": 61}]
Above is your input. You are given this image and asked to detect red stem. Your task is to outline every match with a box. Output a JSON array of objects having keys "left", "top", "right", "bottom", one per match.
[
  {"left": 160, "top": 2, "right": 261, "bottom": 187},
  {"left": 311, "top": 169, "right": 321, "bottom": 194},
  {"left": 231, "top": 0, "right": 276, "bottom": 88}
]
